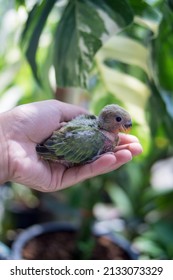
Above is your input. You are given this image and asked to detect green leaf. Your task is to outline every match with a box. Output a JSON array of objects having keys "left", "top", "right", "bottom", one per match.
[
  {"left": 128, "top": 0, "right": 162, "bottom": 33},
  {"left": 153, "top": 221, "right": 173, "bottom": 248},
  {"left": 148, "top": 5, "right": 173, "bottom": 139},
  {"left": 15, "top": 0, "right": 26, "bottom": 8},
  {"left": 151, "top": 5, "right": 173, "bottom": 92},
  {"left": 107, "top": 184, "right": 134, "bottom": 217},
  {"left": 147, "top": 82, "right": 173, "bottom": 140},
  {"left": 167, "top": 0, "right": 173, "bottom": 11},
  {"left": 21, "top": 0, "right": 57, "bottom": 85},
  {"left": 54, "top": 0, "right": 133, "bottom": 88},
  {"left": 134, "top": 236, "right": 166, "bottom": 258},
  {"left": 96, "top": 35, "right": 150, "bottom": 76}
]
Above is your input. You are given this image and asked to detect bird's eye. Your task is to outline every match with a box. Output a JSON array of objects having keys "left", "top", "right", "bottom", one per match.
[{"left": 116, "top": 116, "right": 122, "bottom": 122}]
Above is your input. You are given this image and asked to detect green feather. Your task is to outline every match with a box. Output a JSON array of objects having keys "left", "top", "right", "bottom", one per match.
[
  {"left": 36, "top": 114, "right": 109, "bottom": 165},
  {"left": 43, "top": 125, "right": 106, "bottom": 164}
]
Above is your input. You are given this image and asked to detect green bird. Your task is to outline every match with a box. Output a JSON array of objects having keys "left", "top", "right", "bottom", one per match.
[{"left": 36, "top": 104, "right": 132, "bottom": 167}]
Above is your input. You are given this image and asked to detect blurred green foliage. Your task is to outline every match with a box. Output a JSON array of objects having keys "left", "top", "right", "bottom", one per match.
[{"left": 0, "top": 0, "right": 173, "bottom": 259}]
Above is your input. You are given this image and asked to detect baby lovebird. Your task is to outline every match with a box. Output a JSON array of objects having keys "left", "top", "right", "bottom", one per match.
[{"left": 36, "top": 104, "right": 132, "bottom": 167}]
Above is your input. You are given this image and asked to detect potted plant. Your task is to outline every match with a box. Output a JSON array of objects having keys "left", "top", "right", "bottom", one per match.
[
  {"left": 10, "top": 221, "right": 138, "bottom": 260},
  {"left": 7, "top": 176, "right": 138, "bottom": 260}
]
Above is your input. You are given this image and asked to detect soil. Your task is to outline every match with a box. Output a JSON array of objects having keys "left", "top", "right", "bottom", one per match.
[{"left": 22, "top": 231, "right": 131, "bottom": 260}]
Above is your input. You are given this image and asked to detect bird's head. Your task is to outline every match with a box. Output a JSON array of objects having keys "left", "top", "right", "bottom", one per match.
[{"left": 98, "top": 104, "right": 132, "bottom": 134}]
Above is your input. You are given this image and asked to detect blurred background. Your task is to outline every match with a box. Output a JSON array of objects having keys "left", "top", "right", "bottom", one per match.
[{"left": 0, "top": 0, "right": 173, "bottom": 259}]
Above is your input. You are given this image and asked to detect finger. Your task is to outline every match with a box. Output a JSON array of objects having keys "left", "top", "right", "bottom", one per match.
[
  {"left": 58, "top": 150, "right": 132, "bottom": 190},
  {"left": 118, "top": 133, "right": 140, "bottom": 145},
  {"left": 127, "top": 142, "right": 143, "bottom": 156},
  {"left": 115, "top": 142, "right": 143, "bottom": 156}
]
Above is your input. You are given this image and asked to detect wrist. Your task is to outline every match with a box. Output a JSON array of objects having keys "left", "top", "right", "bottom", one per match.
[{"left": 0, "top": 112, "right": 10, "bottom": 184}]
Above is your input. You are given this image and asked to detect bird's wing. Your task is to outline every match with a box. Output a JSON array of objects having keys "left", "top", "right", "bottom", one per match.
[{"left": 43, "top": 126, "right": 105, "bottom": 164}]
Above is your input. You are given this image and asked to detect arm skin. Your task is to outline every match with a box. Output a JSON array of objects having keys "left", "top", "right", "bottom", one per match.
[{"left": 0, "top": 100, "right": 142, "bottom": 192}]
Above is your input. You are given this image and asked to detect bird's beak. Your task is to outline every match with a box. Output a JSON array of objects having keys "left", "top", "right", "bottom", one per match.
[{"left": 121, "top": 121, "right": 132, "bottom": 133}]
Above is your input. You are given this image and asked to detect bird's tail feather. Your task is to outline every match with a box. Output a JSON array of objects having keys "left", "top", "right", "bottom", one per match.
[{"left": 36, "top": 144, "right": 58, "bottom": 161}]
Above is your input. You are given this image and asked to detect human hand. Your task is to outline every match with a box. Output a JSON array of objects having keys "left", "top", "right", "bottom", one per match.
[{"left": 0, "top": 100, "right": 142, "bottom": 192}]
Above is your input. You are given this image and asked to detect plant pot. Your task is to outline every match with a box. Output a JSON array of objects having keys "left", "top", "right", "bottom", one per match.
[{"left": 10, "top": 222, "right": 138, "bottom": 260}]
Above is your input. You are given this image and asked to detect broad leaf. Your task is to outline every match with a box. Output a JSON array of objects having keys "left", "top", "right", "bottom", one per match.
[
  {"left": 54, "top": 0, "right": 133, "bottom": 88},
  {"left": 148, "top": 4, "right": 173, "bottom": 139},
  {"left": 96, "top": 36, "right": 150, "bottom": 76},
  {"left": 21, "top": 0, "right": 57, "bottom": 84}
]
